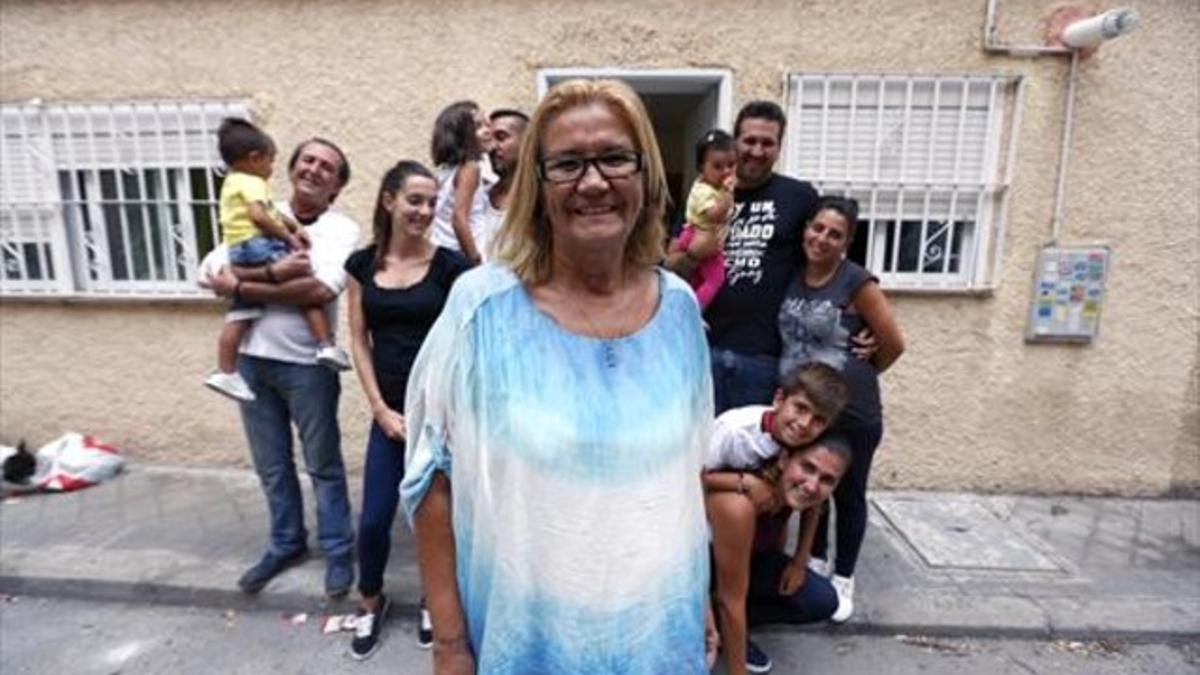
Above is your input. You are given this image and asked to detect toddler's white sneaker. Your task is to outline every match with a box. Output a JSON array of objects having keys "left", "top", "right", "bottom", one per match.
[
  {"left": 204, "top": 371, "right": 256, "bottom": 402},
  {"left": 316, "top": 345, "right": 352, "bottom": 372}
]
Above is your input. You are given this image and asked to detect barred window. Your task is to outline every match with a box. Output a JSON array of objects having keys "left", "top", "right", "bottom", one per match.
[
  {"left": 0, "top": 100, "right": 249, "bottom": 297},
  {"left": 785, "top": 74, "right": 1023, "bottom": 291}
]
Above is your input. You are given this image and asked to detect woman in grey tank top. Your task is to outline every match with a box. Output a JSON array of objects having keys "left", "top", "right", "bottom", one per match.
[{"left": 777, "top": 196, "right": 905, "bottom": 624}]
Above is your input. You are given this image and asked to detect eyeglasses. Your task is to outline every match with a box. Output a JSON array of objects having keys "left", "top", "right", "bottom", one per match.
[{"left": 536, "top": 151, "right": 643, "bottom": 183}]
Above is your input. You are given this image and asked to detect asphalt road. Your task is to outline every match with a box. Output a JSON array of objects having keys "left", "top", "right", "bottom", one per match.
[{"left": 0, "top": 595, "right": 1195, "bottom": 674}]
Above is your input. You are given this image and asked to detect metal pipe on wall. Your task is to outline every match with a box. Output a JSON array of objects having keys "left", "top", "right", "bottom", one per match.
[{"left": 1050, "top": 49, "right": 1081, "bottom": 244}]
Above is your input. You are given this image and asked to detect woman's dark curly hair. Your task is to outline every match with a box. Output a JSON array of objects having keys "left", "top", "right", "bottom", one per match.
[{"left": 431, "top": 100, "right": 483, "bottom": 167}]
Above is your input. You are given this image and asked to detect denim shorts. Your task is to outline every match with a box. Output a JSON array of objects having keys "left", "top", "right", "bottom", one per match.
[
  {"left": 229, "top": 236, "right": 290, "bottom": 267},
  {"left": 227, "top": 236, "right": 290, "bottom": 317}
]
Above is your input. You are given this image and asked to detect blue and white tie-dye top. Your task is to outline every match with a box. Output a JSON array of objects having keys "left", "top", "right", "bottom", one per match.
[{"left": 401, "top": 263, "right": 713, "bottom": 675}]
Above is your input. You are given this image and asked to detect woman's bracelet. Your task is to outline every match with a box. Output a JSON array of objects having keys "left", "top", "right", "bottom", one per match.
[
  {"left": 233, "top": 279, "right": 244, "bottom": 302},
  {"left": 434, "top": 635, "right": 471, "bottom": 651}
]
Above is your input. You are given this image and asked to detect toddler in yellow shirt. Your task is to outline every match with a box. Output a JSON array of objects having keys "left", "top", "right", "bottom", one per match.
[
  {"left": 671, "top": 129, "right": 737, "bottom": 309},
  {"left": 204, "top": 119, "right": 349, "bottom": 402}
]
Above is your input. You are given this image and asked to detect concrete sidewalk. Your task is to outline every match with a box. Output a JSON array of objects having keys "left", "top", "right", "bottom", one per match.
[{"left": 1, "top": 464, "right": 1196, "bottom": 641}]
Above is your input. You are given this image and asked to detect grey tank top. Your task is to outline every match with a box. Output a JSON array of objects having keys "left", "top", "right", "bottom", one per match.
[{"left": 777, "top": 260, "right": 882, "bottom": 427}]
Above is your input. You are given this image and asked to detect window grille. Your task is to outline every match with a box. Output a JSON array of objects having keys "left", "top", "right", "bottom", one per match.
[
  {"left": 785, "top": 74, "right": 1023, "bottom": 291},
  {"left": 0, "top": 100, "right": 249, "bottom": 297}
]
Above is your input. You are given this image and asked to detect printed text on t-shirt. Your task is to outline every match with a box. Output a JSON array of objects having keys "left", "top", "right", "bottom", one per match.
[{"left": 723, "top": 200, "right": 777, "bottom": 287}]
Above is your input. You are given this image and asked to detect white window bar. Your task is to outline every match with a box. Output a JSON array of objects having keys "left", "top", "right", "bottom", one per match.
[
  {"left": 972, "top": 76, "right": 1005, "bottom": 289},
  {"left": 106, "top": 105, "right": 138, "bottom": 289},
  {"left": 0, "top": 105, "right": 70, "bottom": 294},
  {"left": 58, "top": 105, "right": 88, "bottom": 290},
  {"left": 916, "top": 80, "right": 941, "bottom": 275},
  {"left": 0, "top": 99, "right": 249, "bottom": 298},
  {"left": 943, "top": 78, "right": 971, "bottom": 275},
  {"left": 785, "top": 73, "right": 1020, "bottom": 291},
  {"left": 8, "top": 112, "right": 33, "bottom": 286},
  {"left": 845, "top": 77, "right": 858, "bottom": 186},
  {"left": 150, "top": 103, "right": 180, "bottom": 282},
  {"left": 196, "top": 103, "right": 224, "bottom": 269},
  {"left": 207, "top": 103, "right": 227, "bottom": 250},
  {"left": 28, "top": 108, "right": 54, "bottom": 288},
  {"left": 988, "top": 77, "right": 1026, "bottom": 289},
  {"left": 892, "top": 79, "right": 915, "bottom": 283},
  {"left": 867, "top": 80, "right": 886, "bottom": 271},
  {"left": 818, "top": 78, "right": 830, "bottom": 179},
  {"left": 174, "top": 104, "right": 204, "bottom": 278},
  {"left": 81, "top": 105, "right": 110, "bottom": 286},
  {"left": 129, "top": 104, "right": 163, "bottom": 287}
]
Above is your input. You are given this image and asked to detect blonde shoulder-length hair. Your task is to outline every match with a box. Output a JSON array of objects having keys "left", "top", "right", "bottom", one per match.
[{"left": 491, "top": 79, "right": 668, "bottom": 285}]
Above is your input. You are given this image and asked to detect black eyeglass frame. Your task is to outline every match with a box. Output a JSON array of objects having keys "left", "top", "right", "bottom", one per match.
[{"left": 535, "top": 151, "right": 644, "bottom": 184}]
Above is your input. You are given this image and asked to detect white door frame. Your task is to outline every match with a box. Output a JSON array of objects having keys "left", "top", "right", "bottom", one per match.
[{"left": 535, "top": 68, "right": 734, "bottom": 130}]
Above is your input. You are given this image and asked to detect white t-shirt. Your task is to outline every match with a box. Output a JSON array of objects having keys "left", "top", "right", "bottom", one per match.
[
  {"left": 430, "top": 155, "right": 499, "bottom": 259},
  {"left": 198, "top": 201, "right": 361, "bottom": 365},
  {"left": 704, "top": 405, "right": 782, "bottom": 471},
  {"left": 477, "top": 199, "right": 505, "bottom": 261}
]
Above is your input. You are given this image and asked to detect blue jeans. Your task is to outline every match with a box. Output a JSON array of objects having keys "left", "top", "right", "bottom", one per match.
[
  {"left": 357, "top": 422, "right": 405, "bottom": 597},
  {"left": 228, "top": 236, "right": 290, "bottom": 313},
  {"left": 237, "top": 355, "right": 354, "bottom": 560},
  {"left": 746, "top": 550, "right": 839, "bottom": 626},
  {"left": 710, "top": 348, "right": 780, "bottom": 414}
]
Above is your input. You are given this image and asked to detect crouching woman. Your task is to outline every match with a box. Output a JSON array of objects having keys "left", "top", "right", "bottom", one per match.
[{"left": 706, "top": 435, "right": 852, "bottom": 675}]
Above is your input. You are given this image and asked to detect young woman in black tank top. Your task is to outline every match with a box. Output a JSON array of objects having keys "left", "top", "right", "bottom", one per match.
[{"left": 343, "top": 161, "right": 469, "bottom": 660}]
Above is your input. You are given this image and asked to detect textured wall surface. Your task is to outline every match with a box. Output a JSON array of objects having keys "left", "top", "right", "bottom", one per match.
[{"left": 1, "top": 0, "right": 1197, "bottom": 493}]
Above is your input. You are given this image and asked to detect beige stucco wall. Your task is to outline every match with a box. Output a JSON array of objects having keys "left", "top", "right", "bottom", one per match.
[{"left": 1, "top": 0, "right": 1197, "bottom": 493}]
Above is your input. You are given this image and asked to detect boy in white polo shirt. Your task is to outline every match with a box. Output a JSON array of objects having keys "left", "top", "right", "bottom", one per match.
[{"left": 705, "top": 362, "right": 848, "bottom": 474}]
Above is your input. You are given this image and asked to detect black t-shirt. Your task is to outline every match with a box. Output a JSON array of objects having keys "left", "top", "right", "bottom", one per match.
[
  {"left": 344, "top": 245, "right": 470, "bottom": 410},
  {"left": 704, "top": 174, "right": 819, "bottom": 357}
]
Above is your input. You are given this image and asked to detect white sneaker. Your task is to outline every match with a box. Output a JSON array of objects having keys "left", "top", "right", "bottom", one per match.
[
  {"left": 831, "top": 574, "right": 855, "bottom": 623},
  {"left": 204, "top": 371, "right": 256, "bottom": 402},
  {"left": 417, "top": 601, "right": 433, "bottom": 649},
  {"left": 316, "top": 345, "right": 352, "bottom": 372},
  {"left": 807, "top": 556, "right": 831, "bottom": 578}
]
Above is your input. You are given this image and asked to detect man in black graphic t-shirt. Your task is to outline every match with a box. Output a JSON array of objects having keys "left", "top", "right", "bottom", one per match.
[{"left": 670, "top": 101, "right": 818, "bottom": 414}]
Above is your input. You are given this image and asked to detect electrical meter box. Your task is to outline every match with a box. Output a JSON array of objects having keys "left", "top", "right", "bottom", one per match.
[{"left": 1025, "top": 245, "right": 1110, "bottom": 344}]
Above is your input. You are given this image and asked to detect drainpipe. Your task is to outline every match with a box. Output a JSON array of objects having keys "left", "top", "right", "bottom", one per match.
[
  {"left": 1050, "top": 49, "right": 1080, "bottom": 244},
  {"left": 981, "top": 1, "right": 1139, "bottom": 244}
]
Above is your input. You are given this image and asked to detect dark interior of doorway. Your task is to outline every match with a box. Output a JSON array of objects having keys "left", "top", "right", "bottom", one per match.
[{"left": 639, "top": 91, "right": 720, "bottom": 238}]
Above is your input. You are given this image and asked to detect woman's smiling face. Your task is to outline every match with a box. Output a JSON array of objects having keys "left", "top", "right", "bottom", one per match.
[
  {"left": 538, "top": 102, "right": 644, "bottom": 255},
  {"left": 776, "top": 445, "right": 848, "bottom": 511},
  {"left": 386, "top": 174, "right": 437, "bottom": 238},
  {"left": 803, "top": 208, "right": 851, "bottom": 266}
]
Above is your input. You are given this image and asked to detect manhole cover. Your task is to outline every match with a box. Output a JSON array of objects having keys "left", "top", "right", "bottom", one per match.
[{"left": 874, "top": 495, "right": 1062, "bottom": 572}]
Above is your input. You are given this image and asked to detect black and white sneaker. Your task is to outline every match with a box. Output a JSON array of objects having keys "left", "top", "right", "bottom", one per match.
[
  {"left": 417, "top": 598, "right": 433, "bottom": 649},
  {"left": 746, "top": 637, "right": 773, "bottom": 673},
  {"left": 349, "top": 594, "right": 390, "bottom": 661}
]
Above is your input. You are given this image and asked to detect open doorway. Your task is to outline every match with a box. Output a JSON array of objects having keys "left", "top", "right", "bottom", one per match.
[{"left": 536, "top": 68, "right": 733, "bottom": 232}]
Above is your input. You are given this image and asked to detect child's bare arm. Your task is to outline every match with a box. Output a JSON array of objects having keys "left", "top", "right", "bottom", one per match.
[
  {"left": 248, "top": 201, "right": 304, "bottom": 249},
  {"left": 230, "top": 251, "right": 313, "bottom": 284},
  {"left": 687, "top": 221, "right": 727, "bottom": 261},
  {"left": 247, "top": 201, "right": 291, "bottom": 238},
  {"left": 792, "top": 505, "right": 820, "bottom": 565},
  {"left": 703, "top": 189, "right": 734, "bottom": 225},
  {"left": 702, "top": 471, "right": 776, "bottom": 512},
  {"left": 778, "top": 505, "right": 822, "bottom": 595}
]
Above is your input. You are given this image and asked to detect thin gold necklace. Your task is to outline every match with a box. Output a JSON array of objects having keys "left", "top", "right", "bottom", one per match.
[{"left": 561, "top": 278, "right": 647, "bottom": 367}]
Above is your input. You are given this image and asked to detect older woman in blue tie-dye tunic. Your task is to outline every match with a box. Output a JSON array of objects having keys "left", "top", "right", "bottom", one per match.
[{"left": 401, "top": 79, "right": 714, "bottom": 675}]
